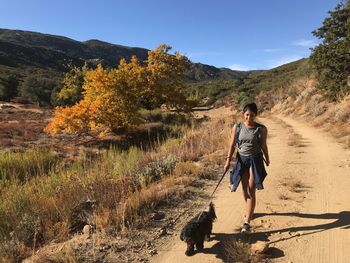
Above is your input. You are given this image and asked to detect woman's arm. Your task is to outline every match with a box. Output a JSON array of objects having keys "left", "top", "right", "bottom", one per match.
[
  {"left": 260, "top": 126, "right": 270, "bottom": 166},
  {"left": 224, "top": 124, "right": 236, "bottom": 173}
]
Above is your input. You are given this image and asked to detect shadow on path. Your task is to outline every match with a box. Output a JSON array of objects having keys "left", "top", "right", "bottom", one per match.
[
  {"left": 250, "top": 211, "right": 350, "bottom": 244},
  {"left": 193, "top": 211, "right": 349, "bottom": 261},
  {"left": 197, "top": 232, "right": 285, "bottom": 262}
]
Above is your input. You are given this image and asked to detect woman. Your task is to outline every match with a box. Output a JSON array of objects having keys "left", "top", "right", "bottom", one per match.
[{"left": 223, "top": 102, "right": 270, "bottom": 233}]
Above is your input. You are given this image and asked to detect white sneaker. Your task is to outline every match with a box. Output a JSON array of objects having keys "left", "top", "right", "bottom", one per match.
[{"left": 241, "top": 222, "right": 251, "bottom": 233}]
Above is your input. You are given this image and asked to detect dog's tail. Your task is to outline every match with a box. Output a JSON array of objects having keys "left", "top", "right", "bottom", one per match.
[{"left": 209, "top": 202, "right": 217, "bottom": 221}]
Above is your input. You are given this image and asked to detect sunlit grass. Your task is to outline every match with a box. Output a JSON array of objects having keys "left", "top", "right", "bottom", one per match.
[{"left": 0, "top": 111, "right": 235, "bottom": 261}]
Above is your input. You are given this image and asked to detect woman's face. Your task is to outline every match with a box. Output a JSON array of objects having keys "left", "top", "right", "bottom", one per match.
[{"left": 244, "top": 109, "right": 256, "bottom": 123}]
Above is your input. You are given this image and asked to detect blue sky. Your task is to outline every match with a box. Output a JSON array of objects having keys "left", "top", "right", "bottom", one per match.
[{"left": 0, "top": 0, "right": 342, "bottom": 70}]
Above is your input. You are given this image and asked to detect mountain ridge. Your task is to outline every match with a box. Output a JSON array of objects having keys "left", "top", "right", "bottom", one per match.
[{"left": 0, "top": 28, "right": 250, "bottom": 81}]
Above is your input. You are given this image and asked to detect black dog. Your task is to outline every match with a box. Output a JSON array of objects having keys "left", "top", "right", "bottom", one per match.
[{"left": 180, "top": 202, "right": 216, "bottom": 256}]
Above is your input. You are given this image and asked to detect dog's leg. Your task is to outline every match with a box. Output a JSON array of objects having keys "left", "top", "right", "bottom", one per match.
[
  {"left": 205, "top": 233, "right": 211, "bottom": 241},
  {"left": 185, "top": 242, "right": 195, "bottom": 256},
  {"left": 195, "top": 237, "right": 204, "bottom": 250},
  {"left": 205, "top": 223, "right": 213, "bottom": 241}
]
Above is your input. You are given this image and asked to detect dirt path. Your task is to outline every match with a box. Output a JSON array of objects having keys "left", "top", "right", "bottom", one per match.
[{"left": 151, "top": 112, "right": 350, "bottom": 263}]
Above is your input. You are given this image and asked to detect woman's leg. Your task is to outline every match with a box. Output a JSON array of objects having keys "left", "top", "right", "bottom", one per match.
[
  {"left": 241, "top": 170, "right": 249, "bottom": 221},
  {"left": 241, "top": 168, "right": 256, "bottom": 223}
]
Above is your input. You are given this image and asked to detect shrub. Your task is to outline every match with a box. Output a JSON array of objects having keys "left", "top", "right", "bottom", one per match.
[
  {"left": 136, "top": 154, "right": 179, "bottom": 187},
  {"left": 0, "top": 149, "right": 58, "bottom": 181}
]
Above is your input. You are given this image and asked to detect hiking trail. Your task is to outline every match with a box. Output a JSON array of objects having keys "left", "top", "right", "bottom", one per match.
[{"left": 151, "top": 108, "right": 350, "bottom": 263}]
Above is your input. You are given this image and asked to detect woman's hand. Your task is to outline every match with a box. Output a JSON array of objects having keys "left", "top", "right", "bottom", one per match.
[{"left": 224, "top": 158, "right": 231, "bottom": 173}]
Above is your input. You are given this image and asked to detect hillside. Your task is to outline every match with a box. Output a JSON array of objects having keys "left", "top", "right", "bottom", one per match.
[
  {"left": 0, "top": 29, "right": 252, "bottom": 106},
  {"left": 0, "top": 29, "right": 149, "bottom": 70},
  {"left": 0, "top": 28, "right": 250, "bottom": 80},
  {"left": 1, "top": 29, "right": 315, "bottom": 109}
]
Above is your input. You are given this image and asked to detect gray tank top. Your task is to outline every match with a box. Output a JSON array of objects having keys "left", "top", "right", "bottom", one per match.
[{"left": 237, "top": 123, "right": 263, "bottom": 156}]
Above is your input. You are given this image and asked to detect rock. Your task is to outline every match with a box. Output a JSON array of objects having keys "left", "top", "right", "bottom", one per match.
[
  {"left": 103, "top": 245, "right": 111, "bottom": 250},
  {"left": 69, "top": 199, "right": 96, "bottom": 234},
  {"left": 82, "top": 225, "right": 91, "bottom": 239},
  {"left": 115, "top": 245, "right": 126, "bottom": 252},
  {"left": 251, "top": 241, "right": 269, "bottom": 254},
  {"left": 132, "top": 244, "right": 141, "bottom": 251},
  {"left": 149, "top": 249, "right": 158, "bottom": 255},
  {"left": 146, "top": 241, "right": 152, "bottom": 248},
  {"left": 159, "top": 227, "right": 167, "bottom": 237},
  {"left": 151, "top": 211, "right": 166, "bottom": 220}
]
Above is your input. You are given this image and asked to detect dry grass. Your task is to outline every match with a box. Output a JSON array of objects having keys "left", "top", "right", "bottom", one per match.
[
  {"left": 116, "top": 175, "right": 190, "bottom": 230},
  {"left": 224, "top": 237, "right": 251, "bottom": 262},
  {"left": 0, "top": 109, "right": 234, "bottom": 262},
  {"left": 328, "top": 122, "right": 350, "bottom": 138},
  {"left": 174, "top": 161, "right": 201, "bottom": 177},
  {"left": 305, "top": 94, "right": 327, "bottom": 117},
  {"left": 49, "top": 246, "right": 78, "bottom": 263},
  {"left": 0, "top": 149, "right": 58, "bottom": 181},
  {"left": 273, "top": 80, "right": 350, "bottom": 148}
]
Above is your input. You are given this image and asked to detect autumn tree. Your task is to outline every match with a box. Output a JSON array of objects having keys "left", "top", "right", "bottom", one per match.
[
  {"left": 142, "top": 44, "right": 194, "bottom": 110},
  {"left": 45, "top": 44, "right": 194, "bottom": 136},
  {"left": 310, "top": 1, "right": 350, "bottom": 100}
]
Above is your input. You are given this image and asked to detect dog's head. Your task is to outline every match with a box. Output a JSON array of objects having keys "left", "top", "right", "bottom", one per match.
[{"left": 208, "top": 202, "right": 217, "bottom": 221}]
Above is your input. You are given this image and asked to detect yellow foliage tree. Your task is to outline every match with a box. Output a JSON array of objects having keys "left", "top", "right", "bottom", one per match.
[
  {"left": 45, "top": 44, "right": 194, "bottom": 136},
  {"left": 143, "top": 44, "right": 193, "bottom": 110}
]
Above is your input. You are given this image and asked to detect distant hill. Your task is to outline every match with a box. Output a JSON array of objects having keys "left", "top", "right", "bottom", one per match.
[
  {"left": 0, "top": 28, "right": 309, "bottom": 107},
  {"left": 0, "top": 28, "right": 148, "bottom": 70},
  {"left": 0, "top": 28, "right": 247, "bottom": 81}
]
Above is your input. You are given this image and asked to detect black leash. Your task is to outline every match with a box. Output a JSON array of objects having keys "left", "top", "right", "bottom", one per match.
[
  {"left": 196, "top": 170, "right": 228, "bottom": 221},
  {"left": 210, "top": 170, "right": 228, "bottom": 198}
]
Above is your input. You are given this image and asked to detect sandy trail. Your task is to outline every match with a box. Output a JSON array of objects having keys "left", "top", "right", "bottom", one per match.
[{"left": 151, "top": 112, "right": 350, "bottom": 263}]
